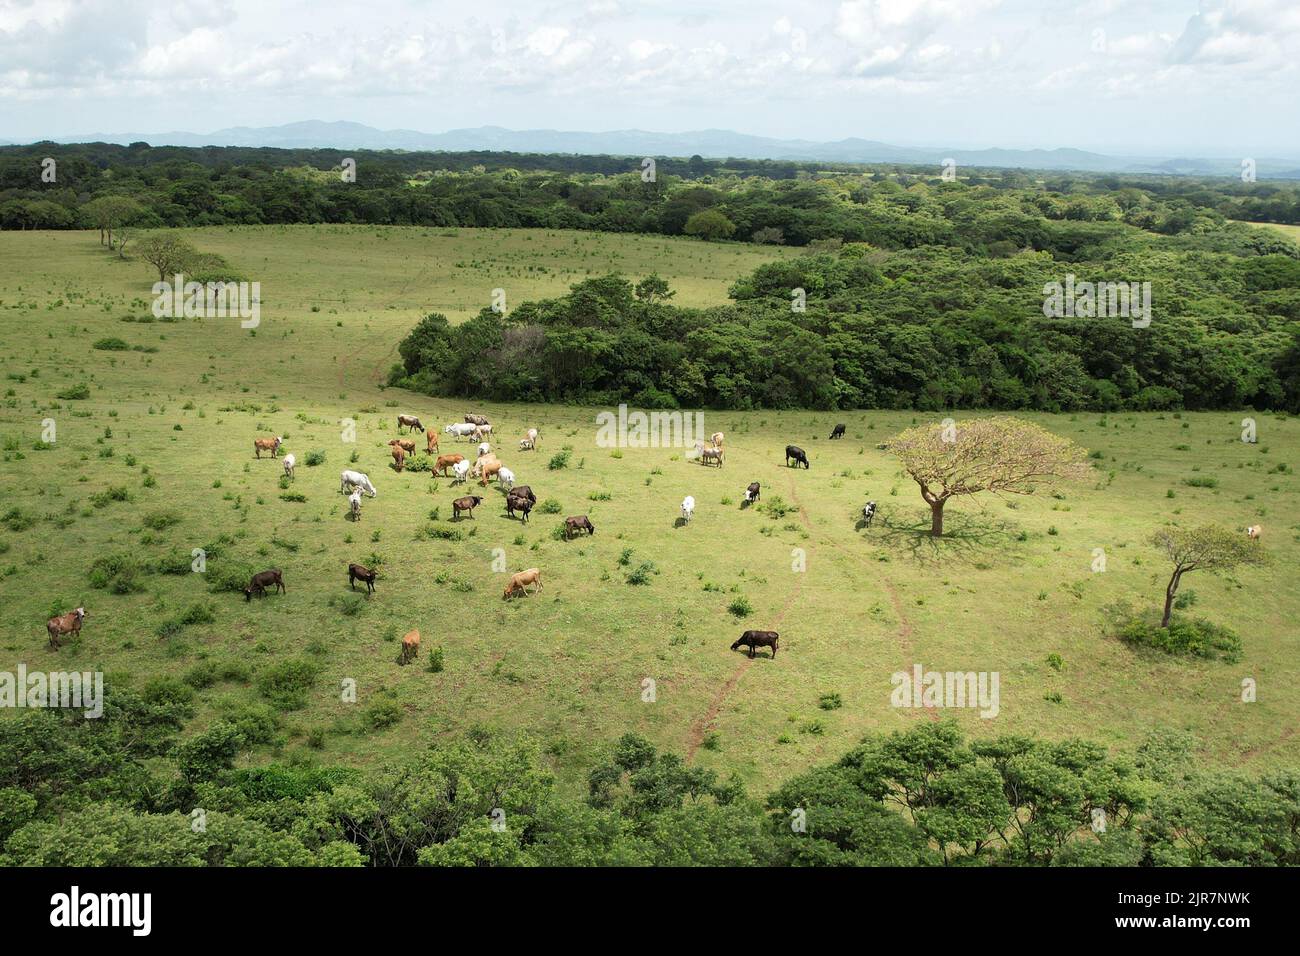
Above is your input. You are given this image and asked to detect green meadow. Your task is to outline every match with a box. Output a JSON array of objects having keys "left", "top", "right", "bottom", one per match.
[{"left": 1, "top": 225, "right": 1295, "bottom": 796}]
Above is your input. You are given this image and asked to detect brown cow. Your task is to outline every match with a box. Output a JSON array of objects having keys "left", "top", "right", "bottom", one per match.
[
  {"left": 479, "top": 459, "right": 504, "bottom": 486},
  {"left": 244, "top": 569, "right": 285, "bottom": 602},
  {"left": 564, "top": 515, "right": 595, "bottom": 539},
  {"left": 506, "top": 493, "right": 533, "bottom": 522},
  {"left": 391, "top": 446, "right": 407, "bottom": 471},
  {"left": 731, "top": 630, "right": 779, "bottom": 659},
  {"left": 397, "top": 414, "right": 425, "bottom": 433},
  {"left": 400, "top": 628, "right": 420, "bottom": 664},
  {"left": 503, "top": 568, "right": 542, "bottom": 599},
  {"left": 426, "top": 430, "right": 440, "bottom": 454},
  {"left": 464, "top": 414, "right": 490, "bottom": 427},
  {"left": 254, "top": 436, "right": 282, "bottom": 459},
  {"left": 435, "top": 454, "right": 464, "bottom": 476},
  {"left": 348, "top": 563, "right": 377, "bottom": 594},
  {"left": 453, "top": 495, "right": 484, "bottom": 519},
  {"left": 389, "top": 438, "right": 416, "bottom": 454},
  {"left": 46, "top": 607, "right": 85, "bottom": 648}
]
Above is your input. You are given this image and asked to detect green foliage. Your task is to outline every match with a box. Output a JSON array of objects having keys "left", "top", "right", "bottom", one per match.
[{"left": 256, "top": 659, "right": 322, "bottom": 711}]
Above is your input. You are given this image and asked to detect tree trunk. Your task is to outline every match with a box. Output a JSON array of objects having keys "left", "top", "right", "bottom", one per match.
[
  {"left": 930, "top": 499, "right": 945, "bottom": 537},
  {"left": 1161, "top": 568, "right": 1182, "bottom": 628}
]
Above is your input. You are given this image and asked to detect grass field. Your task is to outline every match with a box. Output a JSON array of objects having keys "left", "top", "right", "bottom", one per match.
[
  {"left": 1243, "top": 221, "right": 1300, "bottom": 242},
  {"left": 1, "top": 225, "right": 1296, "bottom": 796}
]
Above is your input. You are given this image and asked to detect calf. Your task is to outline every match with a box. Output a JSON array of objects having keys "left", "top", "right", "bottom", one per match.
[
  {"left": 681, "top": 495, "right": 695, "bottom": 523},
  {"left": 830, "top": 423, "right": 846, "bottom": 440},
  {"left": 349, "top": 490, "right": 362, "bottom": 521},
  {"left": 1246, "top": 525, "right": 1262, "bottom": 539},
  {"left": 503, "top": 568, "right": 542, "bottom": 599},
  {"left": 453, "top": 495, "right": 484, "bottom": 519},
  {"left": 479, "top": 459, "right": 504, "bottom": 486},
  {"left": 282, "top": 453, "right": 296, "bottom": 479},
  {"left": 744, "top": 481, "right": 760, "bottom": 504},
  {"left": 46, "top": 607, "right": 85, "bottom": 649},
  {"left": 519, "top": 437, "right": 535, "bottom": 451},
  {"left": 471, "top": 424, "right": 494, "bottom": 442},
  {"left": 472, "top": 453, "right": 499, "bottom": 478},
  {"left": 785, "top": 445, "right": 809, "bottom": 469},
  {"left": 526, "top": 427, "right": 539, "bottom": 446},
  {"left": 731, "top": 630, "right": 779, "bottom": 659},
  {"left": 426, "top": 430, "right": 440, "bottom": 454},
  {"left": 391, "top": 445, "right": 407, "bottom": 471},
  {"left": 244, "top": 569, "right": 285, "bottom": 602},
  {"left": 506, "top": 493, "right": 533, "bottom": 522},
  {"left": 254, "top": 436, "right": 282, "bottom": 459},
  {"left": 564, "top": 515, "right": 595, "bottom": 539},
  {"left": 400, "top": 628, "right": 420, "bottom": 665},
  {"left": 389, "top": 438, "right": 417, "bottom": 454},
  {"left": 435, "top": 454, "right": 465, "bottom": 476},
  {"left": 397, "top": 414, "right": 425, "bottom": 433},
  {"left": 497, "top": 466, "right": 515, "bottom": 490},
  {"left": 348, "top": 563, "right": 377, "bottom": 594},
  {"left": 862, "top": 501, "right": 877, "bottom": 527}
]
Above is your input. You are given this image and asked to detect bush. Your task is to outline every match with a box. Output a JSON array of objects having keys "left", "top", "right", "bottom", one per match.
[
  {"left": 426, "top": 646, "right": 445, "bottom": 673},
  {"left": 2, "top": 507, "right": 36, "bottom": 532},
  {"left": 1183, "top": 476, "right": 1219, "bottom": 488},
  {"left": 728, "top": 596, "right": 753, "bottom": 618},
  {"left": 93, "top": 337, "right": 130, "bottom": 351},
  {"left": 364, "top": 693, "right": 404, "bottom": 730},
  {"left": 142, "top": 510, "right": 182, "bottom": 531},
  {"left": 626, "top": 561, "right": 657, "bottom": 585},
  {"left": 157, "top": 603, "right": 215, "bottom": 638},
  {"left": 1112, "top": 607, "right": 1243, "bottom": 663},
  {"left": 257, "top": 659, "right": 322, "bottom": 711},
  {"left": 89, "top": 486, "right": 131, "bottom": 508},
  {"left": 88, "top": 553, "right": 147, "bottom": 594},
  {"left": 57, "top": 383, "right": 90, "bottom": 400},
  {"left": 548, "top": 448, "right": 572, "bottom": 470},
  {"left": 305, "top": 450, "right": 326, "bottom": 467},
  {"left": 538, "top": 498, "right": 563, "bottom": 514}
]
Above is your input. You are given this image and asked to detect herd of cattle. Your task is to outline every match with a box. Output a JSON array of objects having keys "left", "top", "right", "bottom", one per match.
[{"left": 44, "top": 416, "right": 897, "bottom": 658}]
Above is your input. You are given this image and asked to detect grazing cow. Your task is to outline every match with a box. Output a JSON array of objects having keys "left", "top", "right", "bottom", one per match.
[
  {"left": 340, "top": 470, "right": 377, "bottom": 497},
  {"left": 526, "top": 427, "right": 539, "bottom": 445},
  {"left": 435, "top": 454, "right": 465, "bottom": 476},
  {"left": 244, "top": 569, "right": 285, "bottom": 602},
  {"left": 282, "top": 453, "right": 296, "bottom": 479},
  {"left": 681, "top": 495, "right": 695, "bottom": 523},
  {"left": 254, "top": 436, "right": 282, "bottom": 459},
  {"left": 391, "top": 446, "right": 407, "bottom": 471},
  {"left": 465, "top": 414, "right": 490, "bottom": 427},
  {"left": 453, "top": 495, "right": 484, "bottom": 519},
  {"left": 472, "top": 453, "right": 499, "bottom": 478},
  {"left": 503, "top": 568, "right": 542, "bottom": 599},
  {"left": 830, "top": 423, "right": 846, "bottom": 440},
  {"left": 731, "top": 630, "right": 779, "bottom": 659},
  {"left": 497, "top": 466, "right": 515, "bottom": 491},
  {"left": 389, "top": 438, "right": 417, "bottom": 454},
  {"left": 785, "top": 445, "right": 810, "bottom": 469},
  {"left": 511, "top": 485, "right": 537, "bottom": 504},
  {"left": 451, "top": 459, "right": 470, "bottom": 483},
  {"left": 349, "top": 490, "right": 362, "bottom": 521},
  {"left": 519, "top": 437, "right": 535, "bottom": 451},
  {"left": 46, "top": 607, "right": 85, "bottom": 649},
  {"left": 400, "top": 628, "right": 420, "bottom": 665},
  {"left": 710, "top": 432, "right": 725, "bottom": 448},
  {"left": 426, "top": 430, "right": 440, "bottom": 454},
  {"left": 700, "top": 446, "right": 724, "bottom": 468},
  {"left": 479, "top": 460, "right": 504, "bottom": 486},
  {"left": 1246, "top": 525, "right": 1262, "bottom": 539},
  {"left": 564, "top": 515, "right": 595, "bottom": 539},
  {"left": 506, "top": 493, "right": 533, "bottom": 522},
  {"left": 862, "top": 501, "right": 877, "bottom": 527},
  {"left": 348, "top": 563, "right": 377, "bottom": 594},
  {"left": 471, "top": 424, "right": 494, "bottom": 442},
  {"left": 744, "top": 481, "right": 760, "bottom": 503},
  {"left": 397, "top": 415, "right": 425, "bottom": 433},
  {"left": 477, "top": 441, "right": 492, "bottom": 459},
  {"left": 445, "top": 422, "right": 477, "bottom": 440}
]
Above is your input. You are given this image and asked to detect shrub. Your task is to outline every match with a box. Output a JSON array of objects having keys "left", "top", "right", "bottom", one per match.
[
  {"left": 142, "top": 510, "right": 182, "bottom": 531},
  {"left": 157, "top": 602, "right": 215, "bottom": 638},
  {"left": 305, "top": 450, "right": 326, "bottom": 467},
  {"left": 89, "top": 486, "right": 131, "bottom": 508},
  {"left": 538, "top": 498, "right": 562, "bottom": 514},
  {"left": 2, "top": 507, "right": 36, "bottom": 532},
  {"left": 1183, "top": 476, "right": 1219, "bottom": 488},
  {"left": 818, "top": 692, "right": 843, "bottom": 710},
  {"left": 364, "top": 693, "right": 404, "bottom": 730},
  {"left": 57, "top": 383, "right": 90, "bottom": 400},
  {"left": 257, "top": 659, "right": 322, "bottom": 710},
  {"left": 93, "top": 337, "right": 130, "bottom": 351},
  {"left": 426, "top": 646, "right": 445, "bottom": 673},
  {"left": 88, "top": 553, "right": 147, "bottom": 594},
  {"left": 548, "top": 448, "right": 572, "bottom": 470},
  {"left": 728, "top": 596, "right": 753, "bottom": 618},
  {"left": 626, "top": 561, "right": 657, "bottom": 585},
  {"left": 1110, "top": 605, "right": 1243, "bottom": 663}
]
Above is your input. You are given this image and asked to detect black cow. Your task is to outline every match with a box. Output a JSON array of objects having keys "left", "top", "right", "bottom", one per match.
[
  {"left": 511, "top": 485, "right": 537, "bottom": 504},
  {"left": 744, "top": 481, "right": 761, "bottom": 504},
  {"left": 564, "top": 515, "right": 595, "bottom": 539},
  {"left": 244, "top": 569, "right": 285, "bottom": 602},
  {"left": 862, "top": 501, "right": 877, "bottom": 528},
  {"left": 348, "top": 563, "right": 377, "bottom": 594},
  {"left": 731, "top": 630, "right": 779, "bottom": 659},
  {"left": 785, "top": 445, "right": 809, "bottom": 469},
  {"left": 830, "top": 423, "right": 846, "bottom": 440},
  {"left": 506, "top": 494, "right": 533, "bottom": 522}
]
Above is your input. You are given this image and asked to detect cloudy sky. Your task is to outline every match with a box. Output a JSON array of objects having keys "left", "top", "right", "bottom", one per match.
[{"left": 1, "top": 0, "right": 1297, "bottom": 155}]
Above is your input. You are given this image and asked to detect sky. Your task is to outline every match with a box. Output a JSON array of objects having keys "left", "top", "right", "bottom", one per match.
[{"left": 1, "top": 0, "right": 1297, "bottom": 155}]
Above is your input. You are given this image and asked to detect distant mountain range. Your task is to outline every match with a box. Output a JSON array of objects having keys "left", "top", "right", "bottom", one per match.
[{"left": 7, "top": 120, "right": 1300, "bottom": 178}]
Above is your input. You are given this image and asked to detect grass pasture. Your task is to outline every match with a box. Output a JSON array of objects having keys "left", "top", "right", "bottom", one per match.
[{"left": 1, "top": 225, "right": 1296, "bottom": 796}]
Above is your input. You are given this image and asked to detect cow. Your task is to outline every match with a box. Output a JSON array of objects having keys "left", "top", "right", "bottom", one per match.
[
  {"left": 511, "top": 485, "right": 537, "bottom": 504},
  {"left": 681, "top": 495, "right": 695, "bottom": 523},
  {"left": 472, "top": 453, "right": 499, "bottom": 477},
  {"left": 830, "top": 423, "right": 846, "bottom": 440},
  {"left": 453, "top": 495, "right": 484, "bottom": 519},
  {"left": 519, "top": 437, "right": 535, "bottom": 451},
  {"left": 710, "top": 432, "right": 725, "bottom": 448},
  {"left": 471, "top": 424, "right": 494, "bottom": 442},
  {"left": 254, "top": 436, "right": 282, "bottom": 459},
  {"left": 435, "top": 454, "right": 465, "bottom": 476},
  {"left": 497, "top": 466, "right": 515, "bottom": 491},
  {"left": 862, "top": 501, "right": 877, "bottom": 527},
  {"left": 389, "top": 438, "right": 417, "bottom": 454},
  {"left": 426, "top": 430, "right": 440, "bottom": 454},
  {"left": 451, "top": 459, "right": 471, "bottom": 483},
  {"left": 244, "top": 569, "right": 285, "bottom": 602},
  {"left": 391, "top": 446, "right": 407, "bottom": 471},
  {"left": 731, "top": 630, "right": 779, "bottom": 659},
  {"left": 503, "top": 568, "right": 542, "bottom": 599},
  {"left": 46, "top": 607, "right": 85, "bottom": 649},
  {"left": 785, "top": 445, "right": 809, "bottom": 469},
  {"left": 348, "top": 563, "right": 377, "bottom": 594},
  {"left": 341, "top": 470, "right": 377, "bottom": 497},
  {"left": 479, "top": 459, "right": 504, "bottom": 486},
  {"left": 400, "top": 628, "right": 420, "bottom": 665},
  {"left": 349, "top": 490, "right": 362, "bottom": 521},
  {"left": 445, "top": 423, "right": 477, "bottom": 440},
  {"left": 526, "top": 428, "right": 539, "bottom": 446},
  {"left": 700, "top": 446, "right": 724, "bottom": 468},
  {"left": 744, "top": 481, "right": 760, "bottom": 504},
  {"left": 397, "top": 414, "right": 425, "bottom": 433},
  {"left": 1246, "top": 525, "right": 1262, "bottom": 539},
  {"left": 564, "top": 515, "right": 595, "bottom": 539},
  {"left": 476, "top": 441, "right": 492, "bottom": 459},
  {"left": 282, "top": 453, "right": 296, "bottom": 479},
  {"left": 465, "top": 414, "right": 490, "bottom": 427},
  {"left": 506, "top": 493, "right": 533, "bottom": 522}
]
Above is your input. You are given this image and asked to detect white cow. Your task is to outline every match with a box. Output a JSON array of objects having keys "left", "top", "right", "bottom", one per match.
[
  {"left": 497, "top": 466, "right": 515, "bottom": 490},
  {"left": 1246, "top": 524, "right": 1262, "bottom": 539},
  {"left": 445, "top": 423, "right": 477, "bottom": 440},
  {"left": 519, "top": 437, "right": 535, "bottom": 451},
  {"left": 526, "top": 428, "right": 539, "bottom": 444},
  {"left": 452, "top": 459, "right": 471, "bottom": 483},
  {"left": 349, "top": 490, "right": 362, "bottom": 521},
  {"left": 681, "top": 495, "right": 695, "bottom": 523},
  {"left": 477, "top": 441, "right": 491, "bottom": 459},
  {"left": 340, "top": 470, "right": 377, "bottom": 498},
  {"left": 472, "top": 424, "right": 494, "bottom": 441},
  {"left": 282, "top": 453, "right": 296, "bottom": 479}
]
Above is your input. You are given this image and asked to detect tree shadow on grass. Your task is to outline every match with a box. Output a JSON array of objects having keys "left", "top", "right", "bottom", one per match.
[{"left": 869, "top": 509, "right": 1025, "bottom": 567}]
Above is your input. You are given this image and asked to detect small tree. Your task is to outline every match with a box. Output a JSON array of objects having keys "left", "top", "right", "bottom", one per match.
[
  {"left": 136, "top": 232, "right": 199, "bottom": 282},
  {"left": 683, "top": 209, "right": 735, "bottom": 241},
  {"left": 634, "top": 274, "right": 675, "bottom": 304},
  {"left": 81, "top": 196, "right": 145, "bottom": 250},
  {"left": 1150, "top": 524, "right": 1266, "bottom": 627},
  {"left": 886, "top": 417, "right": 1091, "bottom": 537}
]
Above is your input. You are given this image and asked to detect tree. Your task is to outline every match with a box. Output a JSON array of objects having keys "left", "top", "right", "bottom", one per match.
[
  {"left": 1150, "top": 524, "right": 1267, "bottom": 627},
  {"left": 886, "top": 416, "right": 1092, "bottom": 536},
  {"left": 136, "top": 232, "right": 199, "bottom": 282},
  {"left": 683, "top": 208, "right": 736, "bottom": 241},
  {"left": 81, "top": 196, "right": 145, "bottom": 249},
  {"left": 633, "top": 273, "right": 675, "bottom": 304}
]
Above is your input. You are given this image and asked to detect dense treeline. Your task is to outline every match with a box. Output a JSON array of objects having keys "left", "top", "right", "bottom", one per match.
[
  {"left": 392, "top": 231, "right": 1300, "bottom": 412},
  {"left": 3, "top": 141, "right": 1300, "bottom": 239},
  {"left": 2, "top": 691, "right": 1294, "bottom": 866}
]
